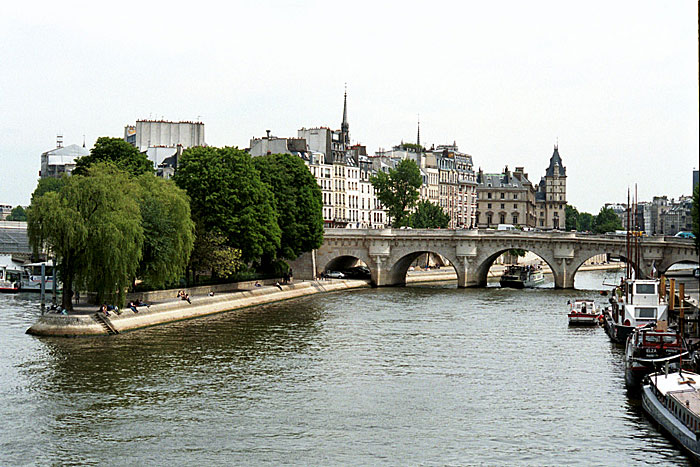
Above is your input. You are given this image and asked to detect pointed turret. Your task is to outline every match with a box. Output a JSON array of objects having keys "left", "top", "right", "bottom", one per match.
[{"left": 546, "top": 144, "right": 566, "bottom": 177}]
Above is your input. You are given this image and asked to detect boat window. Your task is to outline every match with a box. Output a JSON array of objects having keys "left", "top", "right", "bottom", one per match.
[
  {"left": 644, "top": 335, "right": 660, "bottom": 343},
  {"left": 636, "top": 284, "right": 656, "bottom": 294},
  {"left": 635, "top": 307, "right": 656, "bottom": 319},
  {"left": 662, "top": 336, "right": 678, "bottom": 344}
]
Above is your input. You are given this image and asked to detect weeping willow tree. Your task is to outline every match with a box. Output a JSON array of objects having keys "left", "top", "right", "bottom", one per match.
[
  {"left": 135, "top": 174, "right": 195, "bottom": 289},
  {"left": 28, "top": 163, "right": 144, "bottom": 309}
]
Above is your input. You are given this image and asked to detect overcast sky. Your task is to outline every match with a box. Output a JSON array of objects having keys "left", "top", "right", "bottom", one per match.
[{"left": 1, "top": 1, "right": 698, "bottom": 213}]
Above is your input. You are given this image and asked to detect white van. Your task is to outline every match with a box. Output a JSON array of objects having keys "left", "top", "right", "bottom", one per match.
[{"left": 497, "top": 224, "right": 518, "bottom": 231}]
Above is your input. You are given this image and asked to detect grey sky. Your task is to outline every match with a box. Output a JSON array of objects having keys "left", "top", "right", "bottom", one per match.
[{"left": 1, "top": 0, "right": 698, "bottom": 213}]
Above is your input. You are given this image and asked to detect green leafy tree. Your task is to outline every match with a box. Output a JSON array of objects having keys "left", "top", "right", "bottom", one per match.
[
  {"left": 27, "top": 164, "right": 144, "bottom": 309},
  {"left": 188, "top": 224, "right": 243, "bottom": 283},
  {"left": 409, "top": 200, "right": 450, "bottom": 228},
  {"left": 578, "top": 212, "right": 595, "bottom": 232},
  {"left": 371, "top": 159, "right": 423, "bottom": 227},
  {"left": 6, "top": 206, "right": 27, "bottom": 221},
  {"left": 73, "top": 137, "right": 153, "bottom": 177},
  {"left": 565, "top": 205, "right": 579, "bottom": 231},
  {"left": 135, "top": 175, "right": 195, "bottom": 288},
  {"left": 398, "top": 142, "right": 425, "bottom": 152},
  {"left": 692, "top": 184, "right": 699, "bottom": 251},
  {"left": 31, "top": 177, "right": 66, "bottom": 204},
  {"left": 174, "top": 146, "right": 281, "bottom": 264},
  {"left": 593, "top": 207, "right": 623, "bottom": 234},
  {"left": 253, "top": 153, "right": 324, "bottom": 264}
]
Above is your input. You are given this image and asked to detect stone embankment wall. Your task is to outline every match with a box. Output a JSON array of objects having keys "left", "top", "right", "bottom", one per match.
[{"left": 27, "top": 279, "right": 369, "bottom": 337}]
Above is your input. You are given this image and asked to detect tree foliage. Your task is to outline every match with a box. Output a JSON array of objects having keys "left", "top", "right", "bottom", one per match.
[
  {"left": 565, "top": 204, "right": 596, "bottom": 232},
  {"left": 409, "top": 200, "right": 450, "bottom": 229},
  {"left": 398, "top": 142, "right": 425, "bottom": 152},
  {"left": 188, "top": 224, "right": 243, "bottom": 282},
  {"left": 27, "top": 164, "right": 144, "bottom": 309},
  {"left": 73, "top": 137, "right": 153, "bottom": 177},
  {"left": 370, "top": 159, "right": 423, "bottom": 227},
  {"left": 253, "top": 153, "right": 324, "bottom": 263},
  {"left": 31, "top": 177, "right": 66, "bottom": 204},
  {"left": 6, "top": 206, "right": 27, "bottom": 221},
  {"left": 174, "top": 146, "right": 281, "bottom": 264},
  {"left": 593, "top": 207, "right": 623, "bottom": 234},
  {"left": 135, "top": 175, "right": 195, "bottom": 288},
  {"left": 578, "top": 213, "right": 595, "bottom": 232},
  {"left": 565, "top": 205, "right": 579, "bottom": 231}
]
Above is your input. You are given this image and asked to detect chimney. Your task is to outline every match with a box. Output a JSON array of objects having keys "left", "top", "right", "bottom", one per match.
[{"left": 266, "top": 130, "right": 271, "bottom": 139}]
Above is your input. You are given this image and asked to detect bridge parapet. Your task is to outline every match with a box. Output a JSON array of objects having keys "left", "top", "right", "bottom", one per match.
[{"left": 290, "top": 229, "right": 698, "bottom": 289}]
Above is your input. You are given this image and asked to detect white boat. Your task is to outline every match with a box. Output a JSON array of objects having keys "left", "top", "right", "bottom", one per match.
[
  {"left": 567, "top": 299, "right": 598, "bottom": 325},
  {"left": 499, "top": 265, "right": 545, "bottom": 288},
  {"left": 0, "top": 255, "right": 22, "bottom": 293},
  {"left": 21, "top": 260, "right": 59, "bottom": 292},
  {"left": 642, "top": 370, "right": 700, "bottom": 461},
  {"left": 602, "top": 278, "right": 668, "bottom": 344}
]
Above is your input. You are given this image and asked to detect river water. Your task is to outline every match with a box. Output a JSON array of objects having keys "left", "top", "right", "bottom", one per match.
[{"left": 0, "top": 270, "right": 690, "bottom": 465}]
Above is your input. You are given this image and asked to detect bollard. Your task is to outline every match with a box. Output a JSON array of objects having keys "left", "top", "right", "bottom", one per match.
[{"left": 40, "top": 262, "right": 46, "bottom": 313}]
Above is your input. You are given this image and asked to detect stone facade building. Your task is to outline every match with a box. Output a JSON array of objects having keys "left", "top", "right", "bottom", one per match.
[
  {"left": 475, "top": 146, "right": 567, "bottom": 229},
  {"left": 475, "top": 166, "right": 537, "bottom": 228}
]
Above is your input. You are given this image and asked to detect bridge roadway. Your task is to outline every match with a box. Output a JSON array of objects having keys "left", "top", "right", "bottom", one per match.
[{"left": 292, "top": 229, "right": 698, "bottom": 289}]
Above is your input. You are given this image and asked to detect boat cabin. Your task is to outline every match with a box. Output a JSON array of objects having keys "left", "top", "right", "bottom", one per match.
[
  {"left": 649, "top": 372, "right": 700, "bottom": 435},
  {"left": 615, "top": 279, "right": 668, "bottom": 328},
  {"left": 571, "top": 299, "right": 596, "bottom": 315}
]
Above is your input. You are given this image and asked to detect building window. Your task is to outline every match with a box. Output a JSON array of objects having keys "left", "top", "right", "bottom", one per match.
[
  {"left": 512, "top": 215, "right": 518, "bottom": 224},
  {"left": 487, "top": 193, "right": 492, "bottom": 199},
  {"left": 487, "top": 203, "right": 492, "bottom": 209},
  {"left": 501, "top": 203, "right": 505, "bottom": 209},
  {"left": 500, "top": 193, "right": 505, "bottom": 199},
  {"left": 500, "top": 214, "right": 506, "bottom": 224},
  {"left": 514, "top": 194, "right": 518, "bottom": 200},
  {"left": 486, "top": 214, "right": 492, "bottom": 225}
]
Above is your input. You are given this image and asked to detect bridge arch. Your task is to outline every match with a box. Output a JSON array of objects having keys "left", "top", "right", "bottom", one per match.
[
  {"left": 657, "top": 251, "right": 700, "bottom": 276},
  {"left": 568, "top": 251, "right": 641, "bottom": 283},
  {"left": 471, "top": 246, "right": 558, "bottom": 288},
  {"left": 386, "top": 247, "right": 461, "bottom": 287}
]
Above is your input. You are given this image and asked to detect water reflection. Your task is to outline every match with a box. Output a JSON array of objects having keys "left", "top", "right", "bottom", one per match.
[{"left": 0, "top": 270, "right": 691, "bottom": 465}]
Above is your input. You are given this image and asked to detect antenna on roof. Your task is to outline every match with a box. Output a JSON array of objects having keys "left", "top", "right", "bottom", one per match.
[
  {"left": 82, "top": 135, "right": 86, "bottom": 148},
  {"left": 56, "top": 134, "right": 63, "bottom": 148}
]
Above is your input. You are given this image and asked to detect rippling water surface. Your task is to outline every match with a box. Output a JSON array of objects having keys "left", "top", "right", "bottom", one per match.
[{"left": 0, "top": 270, "right": 690, "bottom": 465}]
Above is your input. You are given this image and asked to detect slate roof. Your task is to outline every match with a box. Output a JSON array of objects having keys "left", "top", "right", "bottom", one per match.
[{"left": 545, "top": 146, "right": 566, "bottom": 177}]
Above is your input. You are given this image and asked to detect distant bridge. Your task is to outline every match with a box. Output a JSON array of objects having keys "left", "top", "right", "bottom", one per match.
[{"left": 292, "top": 229, "right": 698, "bottom": 288}]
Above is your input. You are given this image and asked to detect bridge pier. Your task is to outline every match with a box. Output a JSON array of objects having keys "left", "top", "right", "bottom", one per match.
[{"left": 552, "top": 258, "right": 575, "bottom": 289}]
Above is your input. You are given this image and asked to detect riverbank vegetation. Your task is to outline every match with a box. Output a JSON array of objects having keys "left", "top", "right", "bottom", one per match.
[
  {"left": 565, "top": 205, "right": 622, "bottom": 233},
  {"left": 27, "top": 139, "right": 324, "bottom": 307}
]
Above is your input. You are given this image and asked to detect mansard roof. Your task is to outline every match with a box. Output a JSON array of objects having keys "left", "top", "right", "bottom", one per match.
[{"left": 545, "top": 145, "right": 566, "bottom": 177}]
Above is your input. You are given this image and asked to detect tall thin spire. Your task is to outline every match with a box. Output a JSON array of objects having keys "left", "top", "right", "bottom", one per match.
[
  {"left": 417, "top": 115, "right": 421, "bottom": 147},
  {"left": 341, "top": 84, "right": 349, "bottom": 145}
]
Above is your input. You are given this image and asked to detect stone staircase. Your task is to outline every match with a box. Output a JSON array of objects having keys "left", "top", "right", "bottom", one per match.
[{"left": 92, "top": 312, "right": 119, "bottom": 335}]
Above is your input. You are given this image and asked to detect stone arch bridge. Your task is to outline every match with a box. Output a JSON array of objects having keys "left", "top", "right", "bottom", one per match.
[{"left": 291, "top": 229, "right": 698, "bottom": 289}]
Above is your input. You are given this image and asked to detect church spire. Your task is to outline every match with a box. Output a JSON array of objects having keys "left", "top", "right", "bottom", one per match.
[
  {"left": 417, "top": 115, "right": 421, "bottom": 148},
  {"left": 341, "top": 84, "right": 349, "bottom": 145}
]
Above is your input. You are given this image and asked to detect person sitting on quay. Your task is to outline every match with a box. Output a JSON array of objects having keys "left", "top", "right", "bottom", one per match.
[
  {"left": 254, "top": 280, "right": 262, "bottom": 288},
  {"left": 128, "top": 301, "right": 139, "bottom": 313},
  {"left": 99, "top": 304, "right": 110, "bottom": 317},
  {"left": 181, "top": 292, "right": 191, "bottom": 304},
  {"left": 134, "top": 298, "right": 150, "bottom": 308}
]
